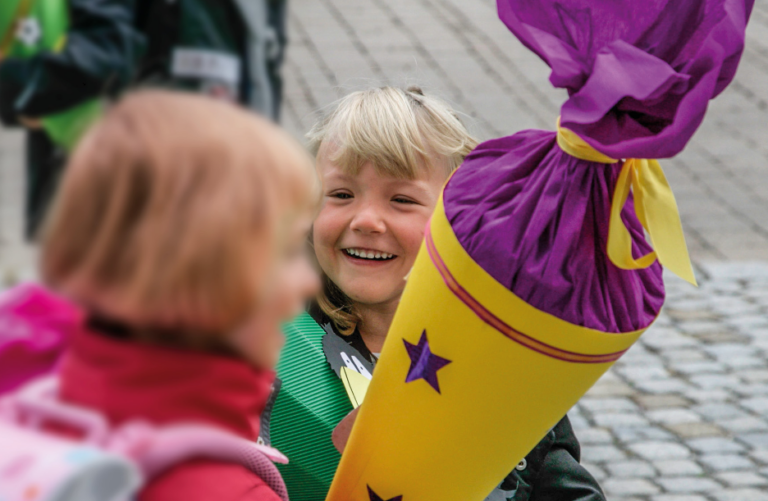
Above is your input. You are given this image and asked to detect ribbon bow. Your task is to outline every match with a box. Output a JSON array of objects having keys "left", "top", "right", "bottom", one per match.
[{"left": 556, "top": 118, "right": 697, "bottom": 286}]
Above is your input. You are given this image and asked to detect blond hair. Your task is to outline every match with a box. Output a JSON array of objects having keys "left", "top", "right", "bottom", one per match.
[
  {"left": 41, "top": 90, "right": 318, "bottom": 342},
  {"left": 310, "top": 86, "right": 477, "bottom": 335}
]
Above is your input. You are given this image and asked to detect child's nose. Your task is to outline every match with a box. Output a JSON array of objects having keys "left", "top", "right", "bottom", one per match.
[{"left": 349, "top": 205, "right": 386, "bottom": 234}]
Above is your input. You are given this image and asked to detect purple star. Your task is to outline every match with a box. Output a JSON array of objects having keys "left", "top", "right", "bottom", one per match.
[
  {"left": 403, "top": 330, "right": 451, "bottom": 393},
  {"left": 368, "top": 486, "right": 402, "bottom": 501}
]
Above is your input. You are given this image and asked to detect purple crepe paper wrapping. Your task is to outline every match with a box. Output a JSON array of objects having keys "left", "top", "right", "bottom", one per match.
[{"left": 444, "top": 0, "right": 753, "bottom": 333}]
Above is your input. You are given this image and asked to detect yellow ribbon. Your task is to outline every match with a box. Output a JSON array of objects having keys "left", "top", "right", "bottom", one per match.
[{"left": 556, "top": 118, "right": 697, "bottom": 286}]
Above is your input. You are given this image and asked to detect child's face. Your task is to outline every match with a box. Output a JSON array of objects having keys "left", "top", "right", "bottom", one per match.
[
  {"left": 230, "top": 215, "right": 320, "bottom": 369},
  {"left": 313, "top": 150, "right": 448, "bottom": 310}
]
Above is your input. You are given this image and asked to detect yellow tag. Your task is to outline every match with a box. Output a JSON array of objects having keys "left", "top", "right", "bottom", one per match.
[{"left": 340, "top": 367, "right": 370, "bottom": 409}]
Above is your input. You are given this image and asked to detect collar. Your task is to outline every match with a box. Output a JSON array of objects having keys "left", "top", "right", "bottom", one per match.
[{"left": 60, "top": 328, "right": 274, "bottom": 441}]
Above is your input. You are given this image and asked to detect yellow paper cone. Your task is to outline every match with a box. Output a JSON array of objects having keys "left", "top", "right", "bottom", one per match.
[{"left": 326, "top": 197, "right": 650, "bottom": 501}]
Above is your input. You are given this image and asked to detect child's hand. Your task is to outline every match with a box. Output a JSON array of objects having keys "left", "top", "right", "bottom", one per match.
[
  {"left": 19, "top": 116, "right": 42, "bottom": 129},
  {"left": 332, "top": 406, "right": 360, "bottom": 453}
]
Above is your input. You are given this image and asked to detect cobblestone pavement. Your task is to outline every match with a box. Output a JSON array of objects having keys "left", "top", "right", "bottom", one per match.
[
  {"left": 573, "top": 264, "right": 768, "bottom": 501},
  {"left": 1, "top": 1, "right": 768, "bottom": 499}
]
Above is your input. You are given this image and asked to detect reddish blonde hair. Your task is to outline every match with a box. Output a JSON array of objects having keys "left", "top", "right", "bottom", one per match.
[{"left": 41, "top": 90, "right": 318, "bottom": 338}]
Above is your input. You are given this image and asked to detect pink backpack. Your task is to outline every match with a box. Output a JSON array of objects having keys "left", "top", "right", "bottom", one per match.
[
  {"left": 0, "top": 377, "right": 290, "bottom": 501},
  {"left": 0, "top": 283, "right": 80, "bottom": 394}
]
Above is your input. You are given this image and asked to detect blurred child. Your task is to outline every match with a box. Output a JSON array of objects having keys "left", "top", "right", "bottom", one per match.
[
  {"left": 39, "top": 90, "right": 319, "bottom": 501},
  {"left": 310, "top": 86, "right": 605, "bottom": 501}
]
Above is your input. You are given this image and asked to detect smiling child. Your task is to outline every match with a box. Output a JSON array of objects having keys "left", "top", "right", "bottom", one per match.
[
  {"left": 303, "top": 85, "right": 606, "bottom": 501},
  {"left": 310, "top": 86, "right": 473, "bottom": 357}
]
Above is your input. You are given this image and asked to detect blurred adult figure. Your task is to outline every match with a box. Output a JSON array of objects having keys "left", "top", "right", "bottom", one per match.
[{"left": 0, "top": 0, "right": 287, "bottom": 238}]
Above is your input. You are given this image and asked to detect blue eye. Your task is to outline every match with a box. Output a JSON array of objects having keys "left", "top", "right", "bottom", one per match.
[{"left": 330, "top": 192, "right": 353, "bottom": 200}]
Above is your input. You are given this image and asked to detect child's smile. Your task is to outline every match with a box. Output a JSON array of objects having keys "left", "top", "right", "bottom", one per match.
[{"left": 342, "top": 247, "right": 397, "bottom": 262}]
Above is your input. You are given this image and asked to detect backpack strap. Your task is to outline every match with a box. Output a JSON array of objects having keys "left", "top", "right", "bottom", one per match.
[
  {"left": 5, "top": 376, "right": 291, "bottom": 501},
  {"left": 110, "top": 422, "right": 290, "bottom": 501}
]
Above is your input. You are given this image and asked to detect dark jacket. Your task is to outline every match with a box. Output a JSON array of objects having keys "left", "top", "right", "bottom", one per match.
[
  {"left": 135, "top": 0, "right": 287, "bottom": 120},
  {"left": 309, "top": 305, "right": 606, "bottom": 501}
]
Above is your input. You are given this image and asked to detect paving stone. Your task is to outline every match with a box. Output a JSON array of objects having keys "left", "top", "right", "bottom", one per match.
[
  {"left": 614, "top": 427, "right": 676, "bottom": 444},
  {"left": 581, "top": 462, "right": 607, "bottom": 481},
  {"left": 734, "top": 383, "right": 768, "bottom": 396},
  {"left": 605, "top": 460, "right": 657, "bottom": 478},
  {"left": 648, "top": 408, "right": 702, "bottom": 425},
  {"left": 666, "top": 308, "right": 719, "bottom": 321},
  {"left": 660, "top": 349, "right": 710, "bottom": 362},
  {"left": 580, "top": 444, "right": 627, "bottom": 463},
  {"left": 567, "top": 412, "right": 590, "bottom": 430},
  {"left": 635, "top": 394, "right": 692, "bottom": 410},
  {"left": 651, "top": 496, "right": 708, "bottom": 501},
  {"left": 691, "top": 403, "right": 747, "bottom": 420},
  {"left": 671, "top": 361, "right": 726, "bottom": 375},
  {"left": 619, "top": 365, "right": 672, "bottom": 381},
  {"left": 593, "top": 412, "right": 650, "bottom": 428},
  {"left": 736, "top": 433, "right": 768, "bottom": 449},
  {"left": 574, "top": 427, "right": 613, "bottom": 445},
  {"left": 719, "top": 416, "right": 768, "bottom": 433},
  {"left": 634, "top": 379, "right": 694, "bottom": 394},
  {"left": 749, "top": 449, "right": 768, "bottom": 464},
  {"left": 742, "top": 397, "right": 768, "bottom": 413},
  {"left": 697, "top": 331, "right": 752, "bottom": 343},
  {"left": 579, "top": 397, "right": 639, "bottom": 413},
  {"left": 656, "top": 476, "right": 722, "bottom": 493},
  {"left": 687, "top": 437, "right": 745, "bottom": 454},
  {"left": 602, "top": 478, "right": 661, "bottom": 496},
  {"left": 710, "top": 488, "right": 768, "bottom": 501},
  {"left": 679, "top": 320, "right": 727, "bottom": 335},
  {"left": 703, "top": 344, "right": 759, "bottom": 358},
  {"left": 628, "top": 441, "right": 692, "bottom": 460},
  {"left": 683, "top": 389, "right": 733, "bottom": 403},
  {"left": 699, "top": 454, "right": 754, "bottom": 472},
  {"left": 665, "top": 422, "right": 726, "bottom": 438},
  {"left": 724, "top": 357, "right": 768, "bottom": 369},
  {"left": 584, "top": 379, "right": 635, "bottom": 397},
  {"left": 689, "top": 374, "right": 741, "bottom": 389},
  {"left": 643, "top": 331, "right": 699, "bottom": 350},
  {"left": 654, "top": 459, "right": 704, "bottom": 476},
  {"left": 741, "top": 369, "right": 768, "bottom": 383},
  {"left": 725, "top": 315, "right": 768, "bottom": 330},
  {"left": 716, "top": 471, "right": 768, "bottom": 486}
]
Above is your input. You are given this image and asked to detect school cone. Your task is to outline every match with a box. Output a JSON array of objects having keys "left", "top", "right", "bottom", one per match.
[{"left": 325, "top": 198, "right": 649, "bottom": 501}]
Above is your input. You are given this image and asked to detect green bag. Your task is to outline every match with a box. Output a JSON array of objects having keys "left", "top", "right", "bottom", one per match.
[
  {"left": 271, "top": 313, "right": 353, "bottom": 501},
  {"left": 1, "top": 0, "right": 102, "bottom": 150}
]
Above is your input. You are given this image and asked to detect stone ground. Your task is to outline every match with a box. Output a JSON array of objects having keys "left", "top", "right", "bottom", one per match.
[
  {"left": 575, "top": 266, "right": 768, "bottom": 501},
  {"left": 1, "top": 0, "right": 768, "bottom": 499}
]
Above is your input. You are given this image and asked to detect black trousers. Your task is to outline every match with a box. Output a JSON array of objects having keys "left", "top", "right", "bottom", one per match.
[{"left": 25, "top": 130, "right": 66, "bottom": 240}]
